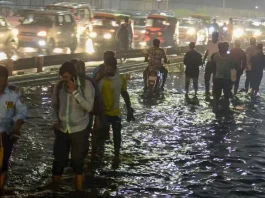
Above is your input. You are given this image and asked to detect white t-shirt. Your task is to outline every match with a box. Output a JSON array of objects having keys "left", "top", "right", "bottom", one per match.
[{"left": 207, "top": 40, "right": 219, "bottom": 61}]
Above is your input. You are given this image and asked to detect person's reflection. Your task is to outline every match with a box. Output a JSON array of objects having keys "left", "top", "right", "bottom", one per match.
[{"left": 207, "top": 114, "right": 235, "bottom": 159}]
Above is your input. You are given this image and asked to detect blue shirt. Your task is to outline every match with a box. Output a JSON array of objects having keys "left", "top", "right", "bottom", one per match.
[
  {"left": 92, "top": 64, "right": 104, "bottom": 78},
  {"left": 0, "top": 85, "right": 27, "bottom": 133}
]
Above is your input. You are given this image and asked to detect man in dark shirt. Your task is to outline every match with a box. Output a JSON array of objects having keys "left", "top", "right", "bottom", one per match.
[
  {"left": 183, "top": 42, "right": 202, "bottom": 98},
  {"left": 229, "top": 40, "right": 247, "bottom": 95},
  {"left": 250, "top": 43, "right": 265, "bottom": 98}
]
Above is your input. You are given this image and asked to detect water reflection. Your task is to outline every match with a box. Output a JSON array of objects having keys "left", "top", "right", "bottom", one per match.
[{"left": 5, "top": 72, "right": 265, "bottom": 197}]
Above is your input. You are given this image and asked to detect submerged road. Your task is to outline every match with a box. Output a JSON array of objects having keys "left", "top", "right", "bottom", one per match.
[{"left": 5, "top": 66, "right": 265, "bottom": 198}]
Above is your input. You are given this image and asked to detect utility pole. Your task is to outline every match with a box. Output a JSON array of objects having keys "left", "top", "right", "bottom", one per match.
[
  {"left": 223, "top": 0, "right": 225, "bottom": 9},
  {"left": 166, "top": 0, "right": 168, "bottom": 10}
]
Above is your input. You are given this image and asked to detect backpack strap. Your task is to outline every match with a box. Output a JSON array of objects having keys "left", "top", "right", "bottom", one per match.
[{"left": 55, "top": 81, "right": 64, "bottom": 110}]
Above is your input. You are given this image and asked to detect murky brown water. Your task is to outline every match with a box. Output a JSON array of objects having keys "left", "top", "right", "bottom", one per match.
[{"left": 6, "top": 71, "right": 265, "bottom": 198}]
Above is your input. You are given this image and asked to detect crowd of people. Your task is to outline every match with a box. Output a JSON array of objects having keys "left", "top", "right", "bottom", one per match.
[
  {"left": 0, "top": 52, "right": 137, "bottom": 194},
  {"left": 184, "top": 32, "right": 265, "bottom": 111},
  {"left": 0, "top": 25, "right": 264, "bottom": 195}
]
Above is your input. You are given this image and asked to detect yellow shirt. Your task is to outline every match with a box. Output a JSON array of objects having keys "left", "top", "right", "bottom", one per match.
[{"left": 99, "top": 74, "right": 127, "bottom": 116}]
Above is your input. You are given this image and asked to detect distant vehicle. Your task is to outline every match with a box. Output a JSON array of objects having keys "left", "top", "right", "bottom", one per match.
[
  {"left": 178, "top": 15, "right": 209, "bottom": 46},
  {"left": 90, "top": 12, "right": 132, "bottom": 50},
  {"left": 17, "top": 10, "right": 78, "bottom": 55},
  {"left": 144, "top": 13, "right": 178, "bottom": 47},
  {"left": 7, "top": 8, "right": 42, "bottom": 27},
  {"left": 132, "top": 14, "right": 147, "bottom": 49},
  {"left": 46, "top": 2, "right": 93, "bottom": 39},
  {"left": 0, "top": 1, "right": 14, "bottom": 18},
  {"left": 0, "top": 15, "right": 18, "bottom": 57},
  {"left": 231, "top": 17, "right": 265, "bottom": 45}
]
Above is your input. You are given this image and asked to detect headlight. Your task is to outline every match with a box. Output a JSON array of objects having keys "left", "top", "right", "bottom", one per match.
[
  {"left": 38, "top": 40, "right": 46, "bottom": 46},
  {"left": 140, "top": 41, "right": 146, "bottom": 46},
  {"left": 12, "top": 29, "right": 18, "bottom": 36},
  {"left": 111, "top": 21, "right": 118, "bottom": 27},
  {"left": 86, "top": 38, "right": 94, "bottom": 54},
  {"left": 0, "top": 52, "right": 7, "bottom": 61},
  {"left": 209, "top": 27, "right": 215, "bottom": 34},
  {"left": 141, "top": 30, "right": 146, "bottom": 34},
  {"left": 77, "top": 26, "right": 85, "bottom": 35},
  {"left": 104, "top": 33, "right": 112, "bottom": 39},
  {"left": 187, "top": 28, "right": 195, "bottom": 35},
  {"left": 254, "top": 30, "right": 262, "bottom": 37},
  {"left": 90, "top": 32, "right": 97, "bottom": 38},
  {"left": 37, "top": 31, "right": 47, "bottom": 37},
  {"left": 233, "top": 28, "right": 244, "bottom": 38}
]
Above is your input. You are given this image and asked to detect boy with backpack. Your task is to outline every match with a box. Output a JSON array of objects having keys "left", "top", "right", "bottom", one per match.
[{"left": 51, "top": 62, "right": 95, "bottom": 191}]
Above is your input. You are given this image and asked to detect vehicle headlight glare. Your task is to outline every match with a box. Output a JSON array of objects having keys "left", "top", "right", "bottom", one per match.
[
  {"left": 77, "top": 26, "right": 85, "bottom": 35},
  {"left": 141, "top": 30, "right": 146, "bottom": 34},
  {"left": 90, "top": 32, "right": 97, "bottom": 38},
  {"left": 38, "top": 40, "right": 46, "bottom": 46},
  {"left": 140, "top": 41, "right": 146, "bottom": 46},
  {"left": 187, "top": 28, "right": 195, "bottom": 35},
  {"left": 233, "top": 28, "right": 244, "bottom": 37},
  {"left": 209, "top": 27, "right": 215, "bottom": 34},
  {"left": 12, "top": 29, "right": 18, "bottom": 36},
  {"left": 254, "top": 30, "right": 262, "bottom": 37},
  {"left": 104, "top": 33, "right": 112, "bottom": 39},
  {"left": 37, "top": 31, "right": 47, "bottom": 37}
]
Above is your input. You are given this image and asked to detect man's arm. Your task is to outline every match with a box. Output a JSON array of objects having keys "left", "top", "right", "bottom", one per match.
[
  {"left": 116, "top": 25, "right": 122, "bottom": 40},
  {"left": 129, "top": 25, "right": 133, "bottom": 42},
  {"left": 12, "top": 92, "right": 27, "bottom": 135},
  {"left": 120, "top": 76, "right": 134, "bottom": 121},
  {"left": 145, "top": 48, "right": 150, "bottom": 62},
  {"left": 199, "top": 54, "right": 203, "bottom": 67},
  {"left": 163, "top": 49, "right": 168, "bottom": 63},
  {"left": 73, "top": 80, "right": 95, "bottom": 112},
  {"left": 183, "top": 53, "right": 188, "bottom": 65},
  {"left": 203, "top": 50, "right": 209, "bottom": 63},
  {"left": 51, "top": 82, "right": 61, "bottom": 124},
  {"left": 242, "top": 51, "right": 247, "bottom": 71},
  {"left": 121, "top": 91, "right": 131, "bottom": 110}
]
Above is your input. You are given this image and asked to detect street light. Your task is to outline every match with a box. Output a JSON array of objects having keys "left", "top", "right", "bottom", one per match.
[{"left": 255, "top": 6, "right": 259, "bottom": 9}]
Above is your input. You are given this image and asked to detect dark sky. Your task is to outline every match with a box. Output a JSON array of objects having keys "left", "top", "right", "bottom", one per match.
[{"left": 175, "top": 0, "right": 265, "bottom": 10}]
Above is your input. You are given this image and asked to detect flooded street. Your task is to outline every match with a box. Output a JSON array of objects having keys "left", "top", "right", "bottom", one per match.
[{"left": 6, "top": 71, "right": 265, "bottom": 198}]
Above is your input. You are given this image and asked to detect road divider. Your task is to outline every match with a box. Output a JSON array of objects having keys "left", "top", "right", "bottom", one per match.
[{"left": 2, "top": 45, "right": 206, "bottom": 76}]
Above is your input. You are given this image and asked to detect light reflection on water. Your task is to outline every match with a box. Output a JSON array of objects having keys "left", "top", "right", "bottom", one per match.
[{"left": 6, "top": 72, "right": 265, "bottom": 197}]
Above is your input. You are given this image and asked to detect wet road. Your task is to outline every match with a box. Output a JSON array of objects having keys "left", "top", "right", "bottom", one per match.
[{"left": 6, "top": 70, "right": 265, "bottom": 198}]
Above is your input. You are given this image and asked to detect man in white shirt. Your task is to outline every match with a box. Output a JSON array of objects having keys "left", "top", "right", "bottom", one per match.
[{"left": 203, "top": 32, "right": 220, "bottom": 97}]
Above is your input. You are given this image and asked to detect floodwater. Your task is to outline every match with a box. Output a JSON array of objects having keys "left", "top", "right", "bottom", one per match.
[{"left": 5, "top": 71, "right": 265, "bottom": 198}]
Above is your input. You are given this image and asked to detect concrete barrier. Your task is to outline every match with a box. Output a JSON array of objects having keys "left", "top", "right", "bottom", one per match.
[{"left": 5, "top": 46, "right": 206, "bottom": 75}]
